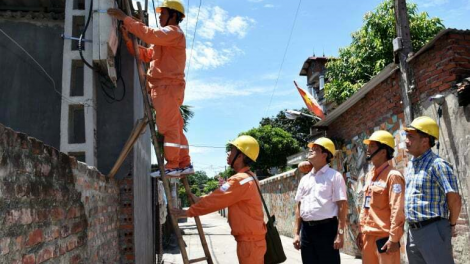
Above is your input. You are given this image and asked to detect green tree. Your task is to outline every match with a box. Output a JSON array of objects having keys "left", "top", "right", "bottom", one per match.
[
  {"left": 180, "top": 105, "right": 194, "bottom": 132},
  {"left": 324, "top": 0, "right": 445, "bottom": 104},
  {"left": 187, "top": 170, "right": 209, "bottom": 188},
  {"left": 240, "top": 125, "right": 301, "bottom": 176},
  {"left": 260, "top": 108, "right": 314, "bottom": 147},
  {"left": 203, "top": 180, "right": 219, "bottom": 194},
  {"left": 218, "top": 167, "right": 235, "bottom": 180}
]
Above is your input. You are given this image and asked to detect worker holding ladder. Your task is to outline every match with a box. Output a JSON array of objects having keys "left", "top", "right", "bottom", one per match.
[
  {"left": 108, "top": 0, "right": 192, "bottom": 177},
  {"left": 172, "top": 135, "right": 268, "bottom": 264}
]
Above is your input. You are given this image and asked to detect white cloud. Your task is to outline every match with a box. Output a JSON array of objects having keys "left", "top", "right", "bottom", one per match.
[
  {"left": 264, "top": 4, "right": 275, "bottom": 8},
  {"left": 185, "top": 79, "right": 265, "bottom": 102},
  {"left": 187, "top": 42, "right": 243, "bottom": 70},
  {"left": 227, "top": 16, "right": 255, "bottom": 38},
  {"left": 182, "top": 6, "right": 255, "bottom": 40}
]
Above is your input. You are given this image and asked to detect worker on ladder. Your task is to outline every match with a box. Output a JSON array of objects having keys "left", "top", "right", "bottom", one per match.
[
  {"left": 108, "top": 0, "right": 192, "bottom": 177},
  {"left": 172, "top": 135, "right": 267, "bottom": 264}
]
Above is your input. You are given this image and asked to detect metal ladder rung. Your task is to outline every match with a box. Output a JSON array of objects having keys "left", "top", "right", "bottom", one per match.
[{"left": 189, "top": 257, "right": 209, "bottom": 263}]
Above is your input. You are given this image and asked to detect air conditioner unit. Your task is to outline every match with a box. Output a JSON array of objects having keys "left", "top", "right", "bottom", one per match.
[{"left": 93, "top": 0, "right": 119, "bottom": 85}]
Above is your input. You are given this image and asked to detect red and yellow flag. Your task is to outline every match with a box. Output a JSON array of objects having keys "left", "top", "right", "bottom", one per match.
[{"left": 294, "top": 81, "right": 325, "bottom": 120}]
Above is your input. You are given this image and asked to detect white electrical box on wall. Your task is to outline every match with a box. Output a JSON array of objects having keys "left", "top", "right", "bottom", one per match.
[{"left": 93, "top": 0, "right": 119, "bottom": 84}]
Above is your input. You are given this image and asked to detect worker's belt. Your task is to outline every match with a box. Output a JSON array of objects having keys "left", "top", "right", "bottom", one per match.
[
  {"left": 303, "top": 217, "right": 337, "bottom": 227},
  {"left": 408, "top": 217, "right": 442, "bottom": 229}
]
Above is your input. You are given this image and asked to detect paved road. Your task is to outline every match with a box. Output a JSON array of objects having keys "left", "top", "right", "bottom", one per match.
[{"left": 162, "top": 212, "right": 362, "bottom": 264}]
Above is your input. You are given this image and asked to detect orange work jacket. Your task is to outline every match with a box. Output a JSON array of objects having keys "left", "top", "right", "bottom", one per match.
[
  {"left": 187, "top": 169, "right": 267, "bottom": 242},
  {"left": 123, "top": 17, "right": 186, "bottom": 85},
  {"left": 359, "top": 162, "right": 405, "bottom": 242}
]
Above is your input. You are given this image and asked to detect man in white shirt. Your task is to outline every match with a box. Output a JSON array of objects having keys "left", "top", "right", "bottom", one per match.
[{"left": 293, "top": 137, "right": 348, "bottom": 264}]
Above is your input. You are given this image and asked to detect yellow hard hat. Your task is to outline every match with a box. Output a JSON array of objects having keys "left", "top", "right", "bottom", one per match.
[
  {"left": 404, "top": 116, "right": 439, "bottom": 139},
  {"left": 156, "top": 0, "right": 185, "bottom": 17},
  {"left": 307, "top": 137, "right": 336, "bottom": 156},
  {"left": 229, "top": 135, "right": 260, "bottom": 162},
  {"left": 363, "top": 130, "right": 395, "bottom": 149}
]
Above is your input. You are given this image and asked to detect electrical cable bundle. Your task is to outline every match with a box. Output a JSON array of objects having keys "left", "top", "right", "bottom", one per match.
[{"left": 78, "top": 0, "right": 126, "bottom": 103}]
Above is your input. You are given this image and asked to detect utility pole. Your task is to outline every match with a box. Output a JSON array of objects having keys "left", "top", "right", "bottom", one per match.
[{"left": 394, "top": 0, "right": 414, "bottom": 124}]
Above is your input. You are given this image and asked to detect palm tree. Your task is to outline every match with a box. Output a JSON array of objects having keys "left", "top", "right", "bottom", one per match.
[{"left": 180, "top": 105, "right": 194, "bottom": 132}]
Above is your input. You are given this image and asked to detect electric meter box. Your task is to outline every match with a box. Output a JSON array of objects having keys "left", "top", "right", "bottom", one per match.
[{"left": 93, "top": 0, "right": 119, "bottom": 84}]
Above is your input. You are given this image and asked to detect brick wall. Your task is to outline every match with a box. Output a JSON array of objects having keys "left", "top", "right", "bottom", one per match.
[
  {"left": 0, "top": 123, "right": 120, "bottom": 263},
  {"left": 411, "top": 32, "right": 470, "bottom": 104}
]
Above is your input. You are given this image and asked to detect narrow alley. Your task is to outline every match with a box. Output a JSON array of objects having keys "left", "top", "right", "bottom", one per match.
[{"left": 162, "top": 212, "right": 362, "bottom": 264}]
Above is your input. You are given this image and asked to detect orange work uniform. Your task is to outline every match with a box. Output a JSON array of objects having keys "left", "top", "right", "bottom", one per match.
[
  {"left": 123, "top": 17, "right": 190, "bottom": 169},
  {"left": 359, "top": 162, "right": 405, "bottom": 264},
  {"left": 187, "top": 168, "right": 267, "bottom": 264}
]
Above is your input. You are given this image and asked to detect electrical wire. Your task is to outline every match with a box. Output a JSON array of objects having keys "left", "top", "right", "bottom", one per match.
[
  {"left": 151, "top": 0, "right": 159, "bottom": 28},
  {"left": 264, "top": 0, "right": 302, "bottom": 116},
  {"left": 185, "top": 0, "right": 189, "bottom": 35},
  {"left": 189, "top": 145, "right": 226, "bottom": 149},
  {"left": 76, "top": 0, "right": 126, "bottom": 103},
  {"left": 185, "top": 0, "right": 202, "bottom": 81},
  {"left": 0, "top": 29, "right": 94, "bottom": 109},
  {"left": 78, "top": 0, "right": 95, "bottom": 70}
]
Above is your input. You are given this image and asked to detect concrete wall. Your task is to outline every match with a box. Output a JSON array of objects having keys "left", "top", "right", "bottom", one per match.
[
  {"left": 259, "top": 170, "right": 302, "bottom": 237},
  {"left": 0, "top": 17, "right": 64, "bottom": 150},
  {"left": 0, "top": 123, "right": 120, "bottom": 263}
]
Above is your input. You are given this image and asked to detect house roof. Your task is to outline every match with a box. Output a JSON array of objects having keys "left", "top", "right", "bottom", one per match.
[
  {"left": 299, "top": 56, "right": 329, "bottom": 76},
  {"left": 313, "top": 28, "right": 468, "bottom": 127}
]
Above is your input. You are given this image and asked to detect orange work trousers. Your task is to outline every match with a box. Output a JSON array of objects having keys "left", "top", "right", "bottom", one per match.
[
  {"left": 236, "top": 239, "right": 266, "bottom": 264},
  {"left": 362, "top": 234, "right": 400, "bottom": 264},
  {"left": 150, "top": 83, "right": 191, "bottom": 169}
]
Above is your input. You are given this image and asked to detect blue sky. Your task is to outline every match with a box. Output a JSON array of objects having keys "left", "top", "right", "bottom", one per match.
[{"left": 144, "top": 0, "right": 470, "bottom": 177}]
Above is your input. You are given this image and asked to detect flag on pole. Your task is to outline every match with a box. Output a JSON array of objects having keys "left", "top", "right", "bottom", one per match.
[{"left": 294, "top": 81, "right": 325, "bottom": 120}]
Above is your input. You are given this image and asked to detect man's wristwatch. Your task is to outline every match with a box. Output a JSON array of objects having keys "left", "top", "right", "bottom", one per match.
[{"left": 338, "top": 228, "right": 344, "bottom": 235}]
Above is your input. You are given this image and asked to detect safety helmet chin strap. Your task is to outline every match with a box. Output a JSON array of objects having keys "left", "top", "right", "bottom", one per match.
[
  {"left": 230, "top": 149, "right": 241, "bottom": 169},
  {"left": 366, "top": 144, "right": 383, "bottom": 161}
]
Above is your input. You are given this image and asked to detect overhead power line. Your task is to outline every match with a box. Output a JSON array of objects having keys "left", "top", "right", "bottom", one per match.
[
  {"left": 185, "top": 0, "right": 202, "bottom": 81},
  {"left": 190, "top": 144, "right": 226, "bottom": 149},
  {"left": 264, "top": 0, "right": 302, "bottom": 116},
  {"left": 0, "top": 29, "right": 94, "bottom": 109}
]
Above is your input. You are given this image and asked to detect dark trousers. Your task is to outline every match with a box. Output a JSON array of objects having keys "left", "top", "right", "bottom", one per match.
[{"left": 301, "top": 217, "right": 340, "bottom": 264}]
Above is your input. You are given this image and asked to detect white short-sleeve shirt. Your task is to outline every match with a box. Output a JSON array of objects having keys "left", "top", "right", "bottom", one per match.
[{"left": 295, "top": 164, "right": 347, "bottom": 221}]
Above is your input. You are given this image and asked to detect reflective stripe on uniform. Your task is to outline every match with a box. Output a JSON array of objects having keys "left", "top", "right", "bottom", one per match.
[
  {"left": 180, "top": 145, "right": 189, "bottom": 149},
  {"left": 163, "top": 142, "right": 181, "bottom": 148},
  {"left": 240, "top": 177, "right": 254, "bottom": 185}
]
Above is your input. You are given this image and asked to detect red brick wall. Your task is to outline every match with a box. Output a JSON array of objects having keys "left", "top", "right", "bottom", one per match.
[
  {"left": 411, "top": 32, "right": 470, "bottom": 104},
  {"left": 0, "top": 123, "right": 120, "bottom": 263},
  {"left": 328, "top": 73, "right": 403, "bottom": 140}
]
